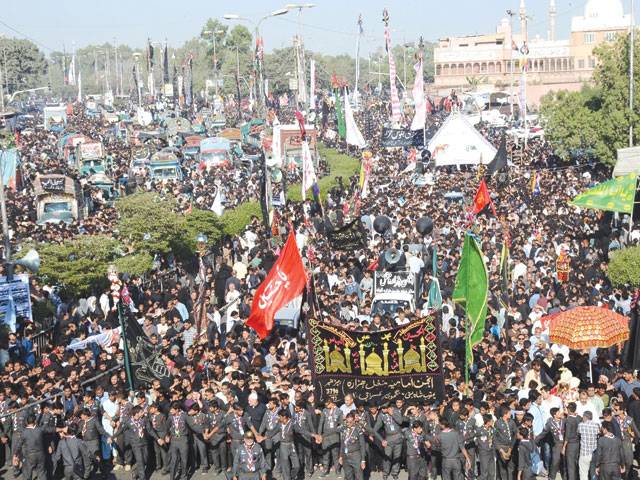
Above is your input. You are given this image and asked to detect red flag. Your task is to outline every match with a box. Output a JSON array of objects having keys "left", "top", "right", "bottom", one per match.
[
  {"left": 473, "top": 179, "right": 497, "bottom": 216},
  {"left": 294, "top": 111, "right": 306, "bottom": 139},
  {"left": 246, "top": 231, "right": 306, "bottom": 338}
]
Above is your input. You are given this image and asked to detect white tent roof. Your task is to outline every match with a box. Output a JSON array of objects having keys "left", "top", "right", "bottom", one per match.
[{"left": 428, "top": 113, "right": 497, "bottom": 167}]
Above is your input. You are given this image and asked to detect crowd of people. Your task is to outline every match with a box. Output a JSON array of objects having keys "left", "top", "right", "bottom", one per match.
[{"left": 0, "top": 86, "right": 639, "bottom": 480}]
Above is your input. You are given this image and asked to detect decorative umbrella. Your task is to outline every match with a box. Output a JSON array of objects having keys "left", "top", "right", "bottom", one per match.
[
  {"left": 546, "top": 306, "right": 629, "bottom": 350},
  {"left": 545, "top": 306, "right": 629, "bottom": 382}
]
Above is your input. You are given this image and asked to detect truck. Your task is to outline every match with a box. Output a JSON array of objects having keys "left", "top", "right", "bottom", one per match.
[
  {"left": 86, "top": 173, "right": 118, "bottom": 209},
  {"left": 200, "top": 137, "right": 232, "bottom": 169},
  {"left": 43, "top": 106, "right": 67, "bottom": 132},
  {"left": 149, "top": 151, "right": 183, "bottom": 182},
  {"left": 182, "top": 135, "right": 204, "bottom": 161},
  {"left": 369, "top": 271, "right": 418, "bottom": 320},
  {"left": 76, "top": 141, "right": 108, "bottom": 176},
  {"left": 33, "top": 174, "right": 81, "bottom": 224}
]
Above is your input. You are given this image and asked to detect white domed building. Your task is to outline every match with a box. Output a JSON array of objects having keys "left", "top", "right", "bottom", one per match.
[{"left": 433, "top": 0, "right": 632, "bottom": 106}]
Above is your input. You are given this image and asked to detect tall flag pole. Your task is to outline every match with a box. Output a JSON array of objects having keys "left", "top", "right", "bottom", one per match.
[
  {"left": 383, "top": 9, "right": 401, "bottom": 124},
  {"left": 452, "top": 233, "right": 489, "bottom": 384},
  {"left": 410, "top": 37, "right": 426, "bottom": 132},
  {"left": 354, "top": 14, "right": 363, "bottom": 109}
]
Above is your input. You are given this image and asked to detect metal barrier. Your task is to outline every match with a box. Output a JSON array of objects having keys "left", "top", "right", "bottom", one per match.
[
  {"left": 31, "top": 317, "right": 56, "bottom": 360},
  {"left": 0, "top": 364, "right": 122, "bottom": 420}
]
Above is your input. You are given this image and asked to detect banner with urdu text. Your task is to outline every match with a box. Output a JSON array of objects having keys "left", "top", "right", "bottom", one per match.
[{"left": 307, "top": 316, "right": 444, "bottom": 404}]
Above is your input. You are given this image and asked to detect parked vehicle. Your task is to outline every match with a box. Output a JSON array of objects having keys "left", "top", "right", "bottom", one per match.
[{"left": 33, "top": 174, "right": 81, "bottom": 224}]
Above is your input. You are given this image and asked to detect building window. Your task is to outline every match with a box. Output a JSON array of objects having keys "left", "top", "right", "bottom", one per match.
[
  {"left": 578, "top": 59, "right": 585, "bottom": 69},
  {"left": 605, "top": 31, "right": 617, "bottom": 42},
  {"left": 589, "top": 57, "right": 596, "bottom": 68},
  {"left": 584, "top": 32, "right": 596, "bottom": 44}
]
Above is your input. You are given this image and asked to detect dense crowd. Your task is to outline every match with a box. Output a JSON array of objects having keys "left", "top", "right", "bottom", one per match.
[{"left": 0, "top": 89, "right": 639, "bottom": 480}]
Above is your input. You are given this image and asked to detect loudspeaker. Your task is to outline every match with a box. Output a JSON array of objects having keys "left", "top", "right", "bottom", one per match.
[
  {"left": 15, "top": 249, "right": 40, "bottom": 274},
  {"left": 384, "top": 248, "right": 402, "bottom": 265}
]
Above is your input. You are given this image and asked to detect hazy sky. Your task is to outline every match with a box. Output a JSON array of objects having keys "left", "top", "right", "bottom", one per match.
[{"left": 0, "top": 0, "right": 635, "bottom": 56}]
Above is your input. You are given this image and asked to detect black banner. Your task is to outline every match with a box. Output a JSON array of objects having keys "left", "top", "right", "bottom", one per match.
[
  {"left": 381, "top": 127, "right": 424, "bottom": 147},
  {"left": 124, "top": 313, "right": 173, "bottom": 389},
  {"left": 374, "top": 271, "right": 416, "bottom": 296},
  {"left": 307, "top": 317, "right": 444, "bottom": 404},
  {"left": 327, "top": 219, "right": 367, "bottom": 251}
]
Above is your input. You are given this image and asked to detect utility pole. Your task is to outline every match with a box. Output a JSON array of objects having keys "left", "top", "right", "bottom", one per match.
[
  {"left": 630, "top": 0, "right": 635, "bottom": 147},
  {"left": 0, "top": 64, "right": 5, "bottom": 112},
  {"left": 235, "top": 46, "right": 242, "bottom": 117},
  {"left": 94, "top": 49, "right": 99, "bottom": 91},
  {"left": 114, "top": 38, "right": 119, "bottom": 96}
]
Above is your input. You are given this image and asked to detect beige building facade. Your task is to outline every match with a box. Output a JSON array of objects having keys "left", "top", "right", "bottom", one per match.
[{"left": 433, "top": 0, "right": 632, "bottom": 106}]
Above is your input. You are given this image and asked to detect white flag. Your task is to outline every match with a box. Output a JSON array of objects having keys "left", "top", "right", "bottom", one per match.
[
  {"left": 77, "top": 70, "right": 82, "bottom": 104},
  {"left": 211, "top": 188, "right": 224, "bottom": 216},
  {"left": 344, "top": 89, "right": 366, "bottom": 148},
  {"left": 309, "top": 59, "right": 316, "bottom": 110},
  {"left": 410, "top": 59, "right": 426, "bottom": 131},
  {"left": 272, "top": 123, "right": 282, "bottom": 168},
  {"left": 301, "top": 140, "right": 316, "bottom": 201},
  {"left": 68, "top": 55, "right": 76, "bottom": 86}
]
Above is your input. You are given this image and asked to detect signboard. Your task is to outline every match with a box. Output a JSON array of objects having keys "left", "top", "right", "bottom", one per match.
[
  {"left": 163, "top": 83, "right": 174, "bottom": 97},
  {"left": 289, "top": 78, "right": 298, "bottom": 91},
  {"left": 307, "top": 316, "right": 444, "bottom": 404},
  {"left": 40, "top": 177, "right": 66, "bottom": 192},
  {"left": 381, "top": 127, "right": 424, "bottom": 147},
  {"left": 0, "top": 275, "right": 33, "bottom": 331},
  {"left": 79, "top": 142, "right": 103, "bottom": 159},
  {"left": 374, "top": 271, "right": 416, "bottom": 296}
]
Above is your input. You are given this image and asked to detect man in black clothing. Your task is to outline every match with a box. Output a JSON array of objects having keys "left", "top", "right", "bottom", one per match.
[
  {"left": 52, "top": 423, "right": 92, "bottom": 480},
  {"left": 14, "top": 413, "right": 51, "bottom": 480},
  {"left": 595, "top": 421, "right": 625, "bottom": 480}
]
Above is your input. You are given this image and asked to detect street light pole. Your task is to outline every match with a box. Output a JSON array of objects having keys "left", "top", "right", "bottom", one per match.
[
  {"left": 507, "top": 9, "right": 516, "bottom": 120},
  {"left": 224, "top": 8, "right": 290, "bottom": 116},
  {"left": 630, "top": 0, "right": 635, "bottom": 147}
]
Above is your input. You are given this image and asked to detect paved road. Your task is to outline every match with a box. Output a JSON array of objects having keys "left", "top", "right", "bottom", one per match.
[{"left": 1, "top": 465, "right": 409, "bottom": 480}]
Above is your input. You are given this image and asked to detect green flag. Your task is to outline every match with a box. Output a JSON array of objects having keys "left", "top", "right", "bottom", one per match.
[
  {"left": 334, "top": 89, "right": 346, "bottom": 139},
  {"left": 452, "top": 233, "right": 488, "bottom": 369},
  {"left": 571, "top": 173, "right": 638, "bottom": 214}
]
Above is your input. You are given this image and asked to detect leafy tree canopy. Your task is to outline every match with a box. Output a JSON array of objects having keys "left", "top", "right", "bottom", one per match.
[{"left": 541, "top": 33, "right": 639, "bottom": 165}]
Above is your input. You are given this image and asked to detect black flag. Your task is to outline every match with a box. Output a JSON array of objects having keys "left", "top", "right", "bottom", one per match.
[
  {"left": 624, "top": 299, "right": 640, "bottom": 370},
  {"left": 147, "top": 39, "right": 154, "bottom": 70},
  {"left": 123, "top": 312, "right": 172, "bottom": 389},
  {"left": 259, "top": 153, "right": 271, "bottom": 232},
  {"left": 487, "top": 135, "right": 508, "bottom": 176},
  {"left": 163, "top": 43, "right": 169, "bottom": 84}
]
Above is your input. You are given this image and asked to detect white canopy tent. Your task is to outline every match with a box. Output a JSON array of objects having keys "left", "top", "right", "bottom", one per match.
[{"left": 428, "top": 113, "right": 497, "bottom": 167}]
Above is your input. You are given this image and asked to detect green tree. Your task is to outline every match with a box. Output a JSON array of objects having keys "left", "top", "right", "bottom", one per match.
[
  {"left": 115, "top": 192, "right": 183, "bottom": 255},
  {"left": 33, "top": 236, "right": 152, "bottom": 296},
  {"left": 541, "top": 32, "right": 640, "bottom": 165},
  {"left": 540, "top": 88, "right": 602, "bottom": 160},
  {"left": 0, "top": 38, "right": 48, "bottom": 93},
  {"left": 608, "top": 246, "right": 640, "bottom": 287},
  {"left": 180, "top": 208, "right": 224, "bottom": 253}
]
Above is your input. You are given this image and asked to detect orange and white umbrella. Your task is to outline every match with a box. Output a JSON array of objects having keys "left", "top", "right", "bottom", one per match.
[{"left": 546, "top": 306, "right": 629, "bottom": 350}]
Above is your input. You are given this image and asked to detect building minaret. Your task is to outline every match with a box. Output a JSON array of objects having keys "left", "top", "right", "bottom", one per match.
[
  {"left": 520, "top": 0, "right": 528, "bottom": 43},
  {"left": 548, "top": 0, "right": 557, "bottom": 41}
]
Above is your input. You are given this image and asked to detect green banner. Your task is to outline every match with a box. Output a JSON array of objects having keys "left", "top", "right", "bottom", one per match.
[
  {"left": 571, "top": 174, "right": 638, "bottom": 214},
  {"left": 452, "top": 233, "right": 488, "bottom": 368},
  {"left": 334, "top": 90, "right": 346, "bottom": 139}
]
